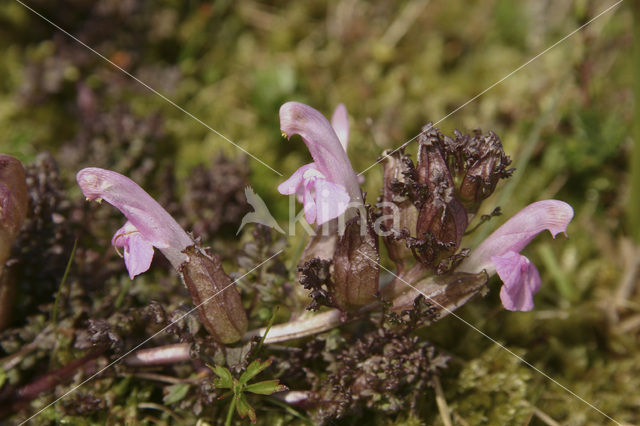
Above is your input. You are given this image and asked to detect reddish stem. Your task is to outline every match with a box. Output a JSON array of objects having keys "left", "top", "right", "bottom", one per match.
[{"left": 0, "top": 347, "right": 106, "bottom": 417}]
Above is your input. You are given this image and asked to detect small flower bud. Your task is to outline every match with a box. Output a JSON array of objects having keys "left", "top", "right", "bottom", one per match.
[
  {"left": 457, "top": 130, "right": 512, "bottom": 213},
  {"left": 416, "top": 125, "right": 453, "bottom": 190},
  {"left": 332, "top": 214, "right": 380, "bottom": 310},
  {"left": 413, "top": 194, "right": 467, "bottom": 267},
  {"left": 179, "top": 245, "right": 248, "bottom": 344},
  {"left": 413, "top": 127, "right": 468, "bottom": 268},
  {"left": 380, "top": 150, "right": 419, "bottom": 270}
]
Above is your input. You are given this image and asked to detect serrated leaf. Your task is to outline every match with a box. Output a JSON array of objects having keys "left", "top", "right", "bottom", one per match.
[
  {"left": 235, "top": 393, "right": 257, "bottom": 423},
  {"left": 163, "top": 383, "right": 190, "bottom": 405},
  {"left": 245, "top": 379, "right": 288, "bottom": 395},
  {"left": 239, "top": 359, "right": 271, "bottom": 384},
  {"left": 209, "top": 364, "right": 233, "bottom": 389}
]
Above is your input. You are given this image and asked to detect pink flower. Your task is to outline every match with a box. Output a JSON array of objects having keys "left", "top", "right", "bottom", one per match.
[
  {"left": 277, "top": 102, "right": 362, "bottom": 225},
  {"left": 112, "top": 221, "right": 156, "bottom": 279},
  {"left": 459, "top": 200, "right": 574, "bottom": 311},
  {"left": 77, "top": 168, "right": 193, "bottom": 279}
]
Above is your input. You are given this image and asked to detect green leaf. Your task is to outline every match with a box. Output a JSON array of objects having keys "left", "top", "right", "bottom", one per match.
[
  {"left": 113, "top": 376, "right": 131, "bottom": 397},
  {"left": 255, "top": 305, "right": 279, "bottom": 355},
  {"left": 0, "top": 368, "right": 6, "bottom": 388},
  {"left": 235, "top": 393, "right": 257, "bottom": 423},
  {"left": 209, "top": 364, "right": 233, "bottom": 389},
  {"left": 245, "top": 379, "right": 288, "bottom": 395},
  {"left": 51, "top": 239, "right": 77, "bottom": 326},
  {"left": 163, "top": 383, "right": 190, "bottom": 405},
  {"left": 239, "top": 359, "right": 271, "bottom": 385}
]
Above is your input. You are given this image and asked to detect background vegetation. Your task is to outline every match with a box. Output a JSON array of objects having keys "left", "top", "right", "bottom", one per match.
[{"left": 0, "top": 0, "right": 637, "bottom": 424}]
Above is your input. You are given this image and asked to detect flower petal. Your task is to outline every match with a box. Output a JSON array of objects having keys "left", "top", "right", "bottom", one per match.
[
  {"left": 493, "top": 251, "right": 541, "bottom": 311},
  {"left": 77, "top": 168, "right": 192, "bottom": 269},
  {"left": 331, "top": 103, "right": 350, "bottom": 151},
  {"left": 124, "top": 234, "right": 155, "bottom": 279},
  {"left": 280, "top": 102, "right": 361, "bottom": 203},
  {"left": 459, "top": 200, "right": 573, "bottom": 275},
  {"left": 112, "top": 221, "right": 155, "bottom": 279},
  {"left": 302, "top": 181, "right": 317, "bottom": 225},
  {"left": 278, "top": 163, "right": 315, "bottom": 195},
  {"left": 313, "top": 179, "right": 351, "bottom": 225}
]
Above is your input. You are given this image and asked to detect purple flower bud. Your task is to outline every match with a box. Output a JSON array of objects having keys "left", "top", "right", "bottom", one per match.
[
  {"left": 459, "top": 200, "right": 573, "bottom": 311},
  {"left": 278, "top": 102, "right": 363, "bottom": 225}
]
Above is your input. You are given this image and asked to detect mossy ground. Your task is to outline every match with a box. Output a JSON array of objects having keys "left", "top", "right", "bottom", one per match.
[{"left": 0, "top": 1, "right": 637, "bottom": 424}]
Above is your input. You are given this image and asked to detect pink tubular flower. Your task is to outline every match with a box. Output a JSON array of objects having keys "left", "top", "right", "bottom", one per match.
[
  {"left": 277, "top": 102, "right": 362, "bottom": 225},
  {"left": 77, "top": 168, "right": 193, "bottom": 279},
  {"left": 458, "top": 200, "right": 574, "bottom": 311}
]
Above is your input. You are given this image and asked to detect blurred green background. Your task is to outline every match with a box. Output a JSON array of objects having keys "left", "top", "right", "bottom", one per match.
[{"left": 0, "top": 0, "right": 637, "bottom": 424}]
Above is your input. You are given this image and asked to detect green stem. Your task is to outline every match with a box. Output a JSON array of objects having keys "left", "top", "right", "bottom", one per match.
[
  {"left": 225, "top": 394, "right": 237, "bottom": 426},
  {"left": 51, "top": 239, "right": 77, "bottom": 326}
]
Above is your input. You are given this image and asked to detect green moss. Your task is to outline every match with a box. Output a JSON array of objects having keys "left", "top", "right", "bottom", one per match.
[
  {"left": 0, "top": 1, "right": 636, "bottom": 424},
  {"left": 450, "top": 346, "right": 533, "bottom": 425}
]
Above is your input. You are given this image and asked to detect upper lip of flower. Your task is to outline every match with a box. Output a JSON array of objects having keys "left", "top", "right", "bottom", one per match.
[
  {"left": 277, "top": 102, "right": 364, "bottom": 226},
  {"left": 458, "top": 199, "right": 574, "bottom": 311},
  {"left": 76, "top": 167, "right": 193, "bottom": 273},
  {"left": 279, "top": 101, "right": 362, "bottom": 204},
  {"left": 459, "top": 200, "right": 574, "bottom": 275}
]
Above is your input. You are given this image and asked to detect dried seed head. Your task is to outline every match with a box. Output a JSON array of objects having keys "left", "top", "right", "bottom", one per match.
[
  {"left": 380, "top": 150, "right": 419, "bottom": 269},
  {"left": 416, "top": 125, "right": 454, "bottom": 192},
  {"left": 414, "top": 127, "right": 468, "bottom": 267},
  {"left": 414, "top": 194, "right": 468, "bottom": 267},
  {"left": 458, "top": 130, "right": 513, "bottom": 213}
]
